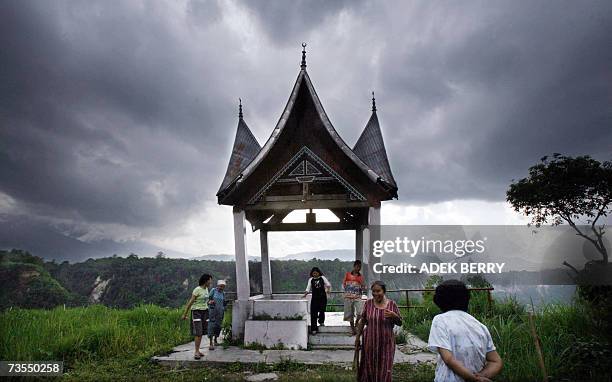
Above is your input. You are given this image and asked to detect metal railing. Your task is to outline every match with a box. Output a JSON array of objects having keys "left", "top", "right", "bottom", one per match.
[{"left": 224, "top": 287, "right": 495, "bottom": 311}]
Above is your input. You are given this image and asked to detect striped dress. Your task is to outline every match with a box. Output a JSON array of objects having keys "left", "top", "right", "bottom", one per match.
[{"left": 358, "top": 298, "right": 400, "bottom": 382}]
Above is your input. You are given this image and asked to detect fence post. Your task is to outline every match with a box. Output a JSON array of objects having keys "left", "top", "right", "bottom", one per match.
[
  {"left": 405, "top": 290, "right": 410, "bottom": 310},
  {"left": 487, "top": 289, "right": 492, "bottom": 312}
]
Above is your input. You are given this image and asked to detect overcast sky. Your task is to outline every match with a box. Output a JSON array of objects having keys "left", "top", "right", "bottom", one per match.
[{"left": 1, "top": 0, "right": 611, "bottom": 261}]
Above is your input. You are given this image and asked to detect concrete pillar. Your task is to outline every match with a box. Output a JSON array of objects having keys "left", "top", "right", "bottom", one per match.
[
  {"left": 233, "top": 208, "right": 250, "bottom": 301},
  {"left": 260, "top": 230, "right": 272, "bottom": 297},
  {"left": 355, "top": 228, "right": 364, "bottom": 264},
  {"left": 367, "top": 206, "right": 381, "bottom": 291}
]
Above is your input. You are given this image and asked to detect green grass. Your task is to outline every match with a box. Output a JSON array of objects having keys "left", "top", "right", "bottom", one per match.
[
  {"left": 0, "top": 304, "right": 191, "bottom": 369},
  {"left": 0, "top": 303, "right": 434, "bottom": 381},
  {"left": 2, "top": 296, "right": 610, "bottom": 381}
]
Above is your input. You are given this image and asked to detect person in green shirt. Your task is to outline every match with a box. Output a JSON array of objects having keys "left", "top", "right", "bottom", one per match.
[{"left": 182, "top": 273, "right": 212, "bottom": 359}]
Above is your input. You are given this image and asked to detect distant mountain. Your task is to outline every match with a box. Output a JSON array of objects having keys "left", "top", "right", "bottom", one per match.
[
  {"left": 194, "top": 249, "right": 355, "bottom": 262},
  {"left": 2, "top": 249, "right": 359, "bottom": 309},
  {"left": 276, "top": 249, "right": 354, "bottom": 261},
  {"left": 192, "top": 254, "right": 259, "bottom": 262}
]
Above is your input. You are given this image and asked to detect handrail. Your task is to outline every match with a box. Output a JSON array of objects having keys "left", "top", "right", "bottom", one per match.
[{"left": 223, "top": 287, "right": 495, "bottom": 310}]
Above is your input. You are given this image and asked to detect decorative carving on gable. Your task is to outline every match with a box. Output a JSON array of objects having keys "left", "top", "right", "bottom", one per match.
[{"left": 248, "top": 146, "right": 366, "bottom": 204}]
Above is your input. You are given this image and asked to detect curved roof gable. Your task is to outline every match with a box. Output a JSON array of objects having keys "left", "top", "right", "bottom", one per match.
[
  {"left": 353, "top": 110, "right": 397, "bottom": 188},
  {"left": 217, "top": 114, "right": 261, "bottom": 194}
]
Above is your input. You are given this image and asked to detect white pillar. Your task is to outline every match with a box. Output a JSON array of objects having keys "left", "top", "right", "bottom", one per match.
[
  {"left": 260, "top": 230, "right": 272, "bottom": 297},
  {"left": 355, "top": 228, "right": 364, "bottom": 264},
  {"left": 233, "top": 208, "right": 250, "bottom": 301},
  {"left": 367, "top": 206, "right": 381, "bottom": 290}
]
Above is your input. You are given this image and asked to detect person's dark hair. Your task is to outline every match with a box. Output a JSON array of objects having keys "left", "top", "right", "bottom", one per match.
[
  {"left": 353, "top": 260, "right": 362, "bottom": 267},
  {"left": 199, "top": 273, "right": 212, "bottom": 286},
  {"left": 310, "top": 267, "right": 323, "bottom": 277},
  {"left": 371, "top": 280, "right": 386, "bottom": 293},
  {"left": 433, "top": 279, "right": 470, "bottom": 312}
]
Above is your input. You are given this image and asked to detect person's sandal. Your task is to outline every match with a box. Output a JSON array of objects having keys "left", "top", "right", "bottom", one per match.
[
  {"left": 194, "top": 353, "right": 202, "bottom": 360},
  {"left": 209, "top": 345, "right": 215, "bottom": 350}
]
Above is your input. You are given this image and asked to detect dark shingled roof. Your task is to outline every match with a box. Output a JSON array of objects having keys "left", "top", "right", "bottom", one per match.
[
  {"left": 217, "top": 116, "right": 261, "bottom": 194},
  {"left": 353, "top": 111, "right": 397, "bottom": 189},
  {"left": 217, "top": 56, "right": 398, "bottom": 202}
]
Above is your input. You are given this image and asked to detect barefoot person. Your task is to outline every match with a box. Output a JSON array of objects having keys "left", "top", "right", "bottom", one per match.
[
  {"left": 343, "top": 260, "right": 366, "bottom": 335},
  {"left": 355, "top": 281, "right": 402, "bottom": 382},
  {"left": 207, "top": 279, "right": 226, "bottom": 350},
  {"left": 428, "top": 280, "right": 503, "bottom": 382},
  {"left": 302, "top": 267, "right": 331, "bottom": 335},
  {"left": 181, "top": 273, "right": 212, "bottom": 359}
]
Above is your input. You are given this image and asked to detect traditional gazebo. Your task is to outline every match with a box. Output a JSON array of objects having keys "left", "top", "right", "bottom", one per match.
[{"left": 217, "top": 45, "right": 398, "bottom": 342}]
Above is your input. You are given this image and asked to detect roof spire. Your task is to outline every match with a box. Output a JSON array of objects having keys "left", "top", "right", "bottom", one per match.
[
  {"left": 301, "top": 42, "right": 307, "bottom": 69},
  {"left": 371, "top": 91, "right": 377, "bottom": 112},
  {"left": 238, "top": 98, "right": 243, "bottom": 119}
]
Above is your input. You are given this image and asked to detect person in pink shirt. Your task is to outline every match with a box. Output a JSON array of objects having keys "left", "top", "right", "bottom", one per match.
[{"left": 342, "top": 260, "right": 366, "bottom": 335}]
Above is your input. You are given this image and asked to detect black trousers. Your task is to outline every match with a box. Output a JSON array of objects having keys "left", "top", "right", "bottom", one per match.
[{"left": 310, "top": 295, "right": 327, "bottom": 331}]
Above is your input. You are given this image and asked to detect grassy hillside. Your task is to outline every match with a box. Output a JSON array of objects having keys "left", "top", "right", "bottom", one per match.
[
  {"left": 0, "top": 250, "right": 84, "bottom": 309},
  {"left": 0, "top": 304, "right": 432, "bottom": 381},
  {"left": 2, "top": 298, "right": 610, "bottom": 381}
]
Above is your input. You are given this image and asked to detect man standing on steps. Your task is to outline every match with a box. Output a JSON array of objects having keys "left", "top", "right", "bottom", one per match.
[{"left": 343, "top": 260, "right": 366, "bottom": 336}]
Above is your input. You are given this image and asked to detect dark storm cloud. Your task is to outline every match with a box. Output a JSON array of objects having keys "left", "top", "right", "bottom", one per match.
[
  {"left": 0, "top": 1, "right": 231, "bottom": 227},
  {"left": 372, "top": 1, "right": 612, "bottom": 202},
  {"left": 242, "top": 0, "right": 364, "bottom": 46},
  {"left": 1, "top": 0, "right": 611, "bottom": 259}
]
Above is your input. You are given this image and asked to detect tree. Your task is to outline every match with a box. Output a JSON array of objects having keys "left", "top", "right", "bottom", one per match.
[{"left": 507, "top": 154, "right": 611, "bottom": 268}]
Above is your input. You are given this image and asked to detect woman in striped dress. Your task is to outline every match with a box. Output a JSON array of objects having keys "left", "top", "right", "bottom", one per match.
[{"left": 356, "top": 281, "right": 403, "bottom": 382}]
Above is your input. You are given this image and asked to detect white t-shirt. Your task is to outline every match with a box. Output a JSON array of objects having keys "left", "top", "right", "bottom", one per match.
[
  {"left": 304, "top": 276, "right": 331, "bottom": 292},
  {"left": 427, "top": 310, "right": 496, "bottom": 382}
]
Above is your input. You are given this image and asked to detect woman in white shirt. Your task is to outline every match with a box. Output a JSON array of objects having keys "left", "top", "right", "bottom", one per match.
[
  {"left": 428, "top": 280, "right": 503, "bottom": 382},
  {"left": 302, "top": 267, "right": 331, "bottom": 334}
]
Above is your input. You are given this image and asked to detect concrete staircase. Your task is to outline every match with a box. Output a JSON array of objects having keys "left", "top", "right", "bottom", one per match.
[{"left": 308, "top": 325, "right": 356, "bottom": 350}]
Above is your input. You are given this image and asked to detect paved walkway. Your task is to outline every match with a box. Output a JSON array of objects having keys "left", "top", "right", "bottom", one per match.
[{"left": 153, "top": 313, "right": 435, "bottom": 367}]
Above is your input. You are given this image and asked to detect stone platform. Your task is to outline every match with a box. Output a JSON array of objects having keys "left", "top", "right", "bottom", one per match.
[{"left": 153, "top": 313, "right": 436, "bottom": 367}]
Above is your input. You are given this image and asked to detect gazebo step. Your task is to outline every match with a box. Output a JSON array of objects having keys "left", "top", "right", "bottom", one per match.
[
  {"left": 316, "top": 325, "right": 353, "bottom": 334},
  {"left": 308, "top": 333, "right": 355, "bottom": 346},
  {"left": 310, "top": 344, "right": 355, "bottom": 350}
]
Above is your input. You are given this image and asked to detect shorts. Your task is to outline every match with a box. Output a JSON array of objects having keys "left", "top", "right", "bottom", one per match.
[
  {"left": 343, "top": 299, "right": 364, "bottom": 321},
  {"left": 190, "top": 309, "right": 209, "bottom": 336}
]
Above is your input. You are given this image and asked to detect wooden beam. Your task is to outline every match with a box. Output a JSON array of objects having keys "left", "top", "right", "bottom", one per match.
[
  {"left": 268, "top": 210, "right": 291, "bottom": 225},
  {"left": 262, "top": 222, "right": 357, "bottom": 231},
  {"left": 246, "top": 210, "right": 274, "bottom": 231},
  {"left": 263, "top": 194, "right": 349, "bottom": 202},
  {"left": 244, "top": 200, "right": 370, "bottom": 211},
  {"left": 329, "top": 208, "right": 354, "bottom": 223}
]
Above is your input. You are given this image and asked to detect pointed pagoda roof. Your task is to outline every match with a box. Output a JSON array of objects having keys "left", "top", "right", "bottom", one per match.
[
  {"left": 217, "top": 99, "right": 262, "bottom": 194},
  {"left": 217, "top": 45, "right": 397, "bottom": 205},
  {"left": 353, "top": 92, "right": 397, "bottom": 189}
]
